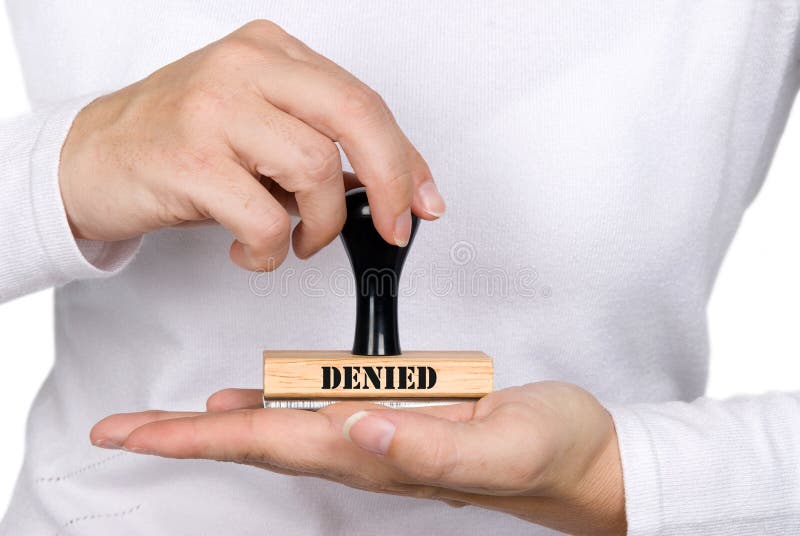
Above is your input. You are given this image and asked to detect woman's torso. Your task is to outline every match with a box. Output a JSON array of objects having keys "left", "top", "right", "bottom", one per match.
[{"left": 4, "top": 1, "right": 800, "bottom": 534}]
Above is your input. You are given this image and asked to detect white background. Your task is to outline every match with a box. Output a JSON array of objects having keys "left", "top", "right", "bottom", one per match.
[{"left": 1, "top": 6, "right": 799, "bottom": 517}]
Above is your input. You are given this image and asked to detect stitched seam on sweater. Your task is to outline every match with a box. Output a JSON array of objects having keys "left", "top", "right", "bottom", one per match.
[
  {"left": 636, "top": 407, "right": 666, "bottom": 536},
  {"left": 56, "top": 503, "right": 141, "bottom": 535},
  {"left": 656, "top": 511, "right": 800, "bottom": 533},
  {"left": 35, "top": 452, "right": 125, "bottom": 483}
]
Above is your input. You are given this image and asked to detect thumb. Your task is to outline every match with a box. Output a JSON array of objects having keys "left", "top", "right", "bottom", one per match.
[{"left": 342, "top": 408, "right": 503, "bottom": 490}]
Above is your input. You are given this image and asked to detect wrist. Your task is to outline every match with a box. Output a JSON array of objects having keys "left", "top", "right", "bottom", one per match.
[
  {"left": 59, "top": 97, "right": 100, "bottom": 240},
  {"left": 567, "top": 424, "right": 627, "bottom": 536}
]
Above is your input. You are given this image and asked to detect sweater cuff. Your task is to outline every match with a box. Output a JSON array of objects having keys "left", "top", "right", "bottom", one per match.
[
  {"left": 29, "top": 95, "right": 141, "bottom": 281},
  {"left": 605, "top": 403, "right": 664, "bottom": 536},
  {"left": 607, "top": 395, "right": 800, "bottom": 536}
]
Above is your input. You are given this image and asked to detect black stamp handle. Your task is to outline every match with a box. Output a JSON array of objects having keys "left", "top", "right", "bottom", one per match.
[{"left": 339, "top": 188, "right": 419, "bottom": 356}]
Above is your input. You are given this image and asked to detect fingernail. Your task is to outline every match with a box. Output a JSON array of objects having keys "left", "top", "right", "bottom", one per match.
[
  {"left": 92, "top": 438, "right": 122, "bottom": 450},
  {"left": 343, "top": 410, "right": 396, "bottom": 455},
  {"left": 122, "top": 445, "right": 154, "bottom": 455},
  {"left": 393, "top": 210, "right": 412, "bottom": 247},
  {"left": 417, "top": 181, "right": 445, "bottom": 217}
]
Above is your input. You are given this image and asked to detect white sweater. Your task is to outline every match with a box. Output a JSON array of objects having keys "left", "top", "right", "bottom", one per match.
[{"left": 1, "top": 2, "right": 799, "bottom": 535}]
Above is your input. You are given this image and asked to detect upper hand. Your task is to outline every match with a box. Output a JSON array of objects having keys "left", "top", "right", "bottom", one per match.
[
  {"left": 59, "top": 20, "right": 445, "bottom": 269},
  {"left": 91, "top": 382, "right": 626, "bottom": 536}
]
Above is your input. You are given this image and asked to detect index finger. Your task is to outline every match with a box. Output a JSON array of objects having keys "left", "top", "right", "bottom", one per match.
[{"left": 248, "top": 43, "right": 445, "bottom": 244}]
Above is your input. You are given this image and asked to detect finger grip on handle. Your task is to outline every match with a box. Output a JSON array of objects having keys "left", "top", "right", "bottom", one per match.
[{"left": 340, "top": 188, "right": 419, "bottom": 356}]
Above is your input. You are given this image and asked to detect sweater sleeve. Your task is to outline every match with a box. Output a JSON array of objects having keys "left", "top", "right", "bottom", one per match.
[
  {"left": 607, "top": 392, "right": 800, "bottom": 535},
  {"left": 0, "top": 95, "right": 141, "bottom": 304}
]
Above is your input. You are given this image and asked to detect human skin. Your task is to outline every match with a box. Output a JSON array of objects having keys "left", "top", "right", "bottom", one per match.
[
  {"left": 67, "top": 19, "right": 626, "bottom": 535},
  {"left": 59, "top": 20, "right": 446, "bottom": 270},
  {"left": 92, "top": 382, "right": 626, "bottom": 535}
]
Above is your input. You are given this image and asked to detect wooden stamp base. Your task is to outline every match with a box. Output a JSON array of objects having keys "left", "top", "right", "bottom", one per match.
[{"left": 263, "top": 351, "right": 493, "bottom": 410}]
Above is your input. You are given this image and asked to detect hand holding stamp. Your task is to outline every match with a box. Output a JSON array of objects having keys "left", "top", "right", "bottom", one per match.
[
  {"left": 92, "top": 189, "right": 621, "bottom": 532},
  {"left": 263, "top": 188, "right": 493, "bottom": 409}
]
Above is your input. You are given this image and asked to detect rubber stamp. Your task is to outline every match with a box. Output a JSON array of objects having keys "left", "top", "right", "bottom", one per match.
[{"left": 263, "top": 188, "right": 494, "bottom": 410}]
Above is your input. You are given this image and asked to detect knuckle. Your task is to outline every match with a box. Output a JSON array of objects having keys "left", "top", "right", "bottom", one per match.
[
  {"left": 154, "top": 197, "right": 180, "bottom": 227},
  {"left": 234, "top": 20, "right": 297, "bottom": 54},
  {"left": 300, "top": 142, "right": 341, "bottom": 184},
  {"left": 239, "top": 19, "right": 286, "bottom": 39},
  {"left": 383, "top": 169, "right": 415, "bottom": 201},
  {"left": 210, "top": 35, "right": 262, "bottom": 64},
  {"left": 170, "top": 146, "right": 221, "bottom": 182},
  {"left": 252, "top": 210, "right": 291, "bottom": 249},
  {"left": 340, "top": 82, "right": 386, "bottom": 122},
  {"left": 277, "top": 36, "right": 311, "bottom": 61},
  {"left": 175, "top": 84, "right": 225, "bottom": 124},
  {"left": 386, "top": 169, "right": 414, "bottom": 190}
]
